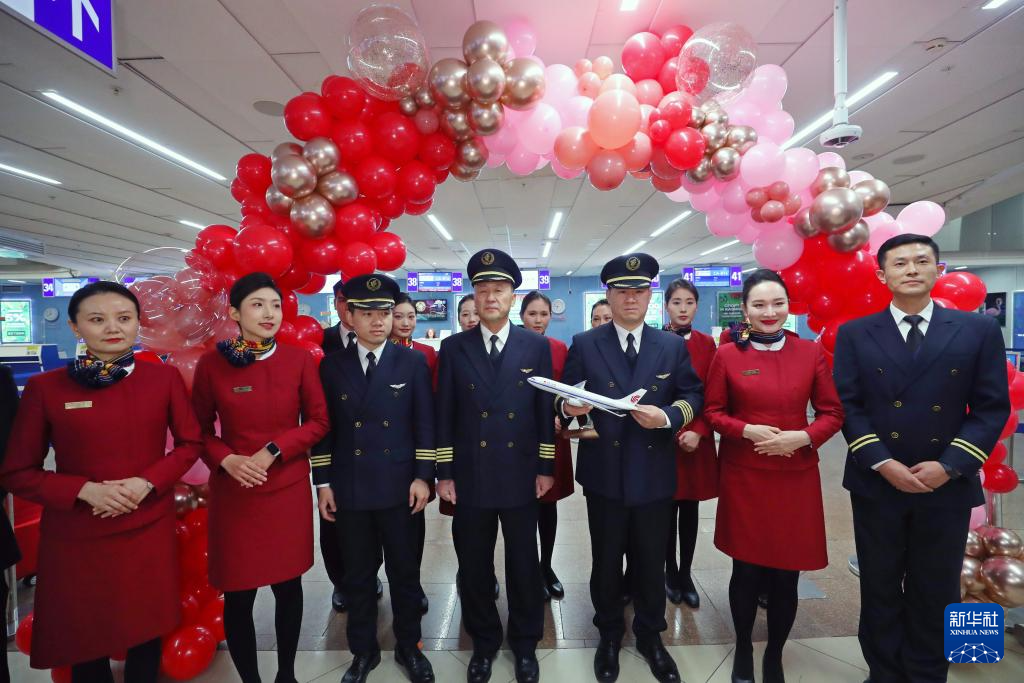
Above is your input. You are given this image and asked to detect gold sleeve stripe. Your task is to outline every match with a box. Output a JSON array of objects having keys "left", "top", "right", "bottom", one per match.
[
  {"left": 311, "top": 461, "right": 331, "bottom": 468},
  {"left": 952, "top": 439, "right": 988, "bottom": 464},
  {"left": 672, "top": 400, "right": 694, "bottom": 425},
  {"left": 850, "top": 438, "right": 880, "bottom": 453},
  {"left": 848, "top": 434, "right": 878, "bottom": 450}
]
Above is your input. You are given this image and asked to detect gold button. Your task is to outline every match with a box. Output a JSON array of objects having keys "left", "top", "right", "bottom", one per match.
[
  {"left": 480, "top": 440, "right": 487, "bottom": 448},
  {"left": 651, "top": 385, "right": 659, "bottom": 392},
  {"left": 481, "top": 411, "right": 488, "bottom": 418},
  {"left": 951, "top": 369, "right": 959, "bottom": 376},
  {"left": 354, "top": 449, "right": 362, "bottom": 456},
  {"left": 609, "top": 381, "right": 615, "bottom": 388},
  {"left": 518, "top": 380, "right": 524, "bottom": 386},
  {"left": 341, "top": 394, "right": 348, "bottom": 400},
  {"left": 613, "top": 441, "right": 620, "bottom": 447},
  {"left": 507, "top": 441, "right": 514, "bottom": 448},
  {"left": 930, "top": 438, "right": 940, "bottom": 444},
  {"left": 383, "top": 420, "right": 390, "bottom": 427},
  {"left": 893, "top": 401, "right": 902, "bottom": 408},
  {"left": 355, "top": 421, "right": 362, "bottom": 428},
  {"left": 647, "top": 445, "right": 653, "bottom": 450},
  {"left": 393, "top": 392, "right": 399, "bottom": 397},
  {"left": 469, "top": 383, "right": 475, "bottom": 389},
  {"left": 890, "top": 432, "right": 899, "bottom": 439},
  {"left": 507, "top": 412, "right": 515, "bottom": 419},
  {"left": 876, "top": 368, "right": 883, "bottom": 374},
  {"left": 932, "top": 405, "right": 941, "bottom": 412},
  {"left": 384, "top": 448, "right": 391, "bottom": 454}
]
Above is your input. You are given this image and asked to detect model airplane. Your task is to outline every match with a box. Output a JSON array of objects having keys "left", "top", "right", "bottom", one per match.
[{"left": 528, "top": 376, "right": 647, "bottom": 417}]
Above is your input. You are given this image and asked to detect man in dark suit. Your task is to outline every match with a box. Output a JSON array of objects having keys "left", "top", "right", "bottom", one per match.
[
  {"left": 1, "top": 365, "right": 22, "bottom": 683},
  {"left": 436, "top": 249, "right": 555, "bottom": 683},
  {"left": 322, "top": 278, "right": 358, "bottom": 355},
  {"left": 560, "top": 254, "right": 703, "bottom": 683},
  {"left": 834, "top": 234, "right": 1010, "bottom": 683},
  {"left": 313, "top": 274, "right": 436, "bottom": 683}
]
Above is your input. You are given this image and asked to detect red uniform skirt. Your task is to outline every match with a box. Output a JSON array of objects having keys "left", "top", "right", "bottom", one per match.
[
  {"left": 208, "top": 477, "right": 313, "bottom": 591},
  {"left": 673, "top": 439, "right": 719, "bottom": 501},
  {"left": 540, "top": 437, "right": 575, "bottom": 503},
  {"left": 714, "top": 461, "right": 827, "bottom": 571},
  {"left": 30, "top": 515, "right": 179, "bottom": 668}
]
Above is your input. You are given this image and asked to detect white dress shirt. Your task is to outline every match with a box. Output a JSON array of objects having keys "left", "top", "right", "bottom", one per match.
[
  {"left": 750, "top": 336, "right": 786, "bottom": 352},
  {"left": 890, "top": 300, "right": 933, "bottom": 341},
  {"left": 480, "top": 320, "right": 511, "bottom": 355},
  {"left": 611, "top": 322, "right": 671, "bottom": 428},
  {"left": 356, "top": 339, "right": 386, "bottom": 375},
  {"left": 340, "top": 323, "right": 357, "bottom": 349}
]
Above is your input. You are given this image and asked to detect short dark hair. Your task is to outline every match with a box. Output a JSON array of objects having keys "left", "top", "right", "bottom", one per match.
[
  {"left": 665, "top": 278, "right": 699, "bottom": 304},
  {"left": 230, "top": 272, "right": 282, "bottom": 310},
  {"left": 877, "top": 233, "right": 940, "bottom": 268},
  {"left": 394, "top": 292, "right": 413, "bottom": 308},
  {"left": 520, "top": 290, "right": 551, "bottom": 317},
  {"left": 742, "top": 269, "right": 789, "bottom": 305},
  {"left": 457, "top": 293, "right": 475, "bottom": 315},
  {"left": 590, "top": 298, "right": 610, "bottom": 317},
  {"left": 333, "top": 278, "right": 346, "bottom": 297},
  {"left": 69, "top": 281, "right": 140, "bottom": 323}
]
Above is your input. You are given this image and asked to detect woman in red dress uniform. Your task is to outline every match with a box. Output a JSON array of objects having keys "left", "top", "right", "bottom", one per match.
[
  {"left": 520, "top": 291, "right": 574, "bottom": 600},
  {"left": 1, "top": 281, "right": 202, "bottom": 682},
  {"left": 704, "top": 270, "right": 843, "bottom": 683},
  {"left": 662, "top": 279, "right": 718, "bottom": 610},
  {"left": 191, "top": 273, "right": 328, "bottom": 683}
]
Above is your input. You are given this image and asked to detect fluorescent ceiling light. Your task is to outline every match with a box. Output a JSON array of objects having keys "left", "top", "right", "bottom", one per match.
[
  {"left": 426, "top": 214, "right": 453, "bottom": 240},
  {"left": 548, "top": 211, "right": 564, "bottom": 239},
  {"left": 542, "top": 241, "right": 552, "bottom": 258},
  {"left": 565, "top": 270, "right": 573, "bottom": 275},
  {"left": 179, "top": 219, "right": 205, "bottom": 229},
  {"left": 650, "top": 210, "right": 692, "bottom": 238},
  {"left": 741, "top": 267, "right": 757, "bottom": 273},
  {"left": 7, "top": 279, "right": 26, "bottom": 284},
  {"left": 623, "top": 239, "right": 648, "bottom": 254},
  {"left": 620, "top": 0, "right": 640, "bottom": 10},
  {"left": 783, "top": 71, "right": 899, "bottom": 149},
  {"left": 40, "top": 91, "right": 228, "bottom": 182},
  {"left": 699, "top": 239, "right": 739, "bottom": 256},
  {"left": 954, "top": 265, "right": 968, "bottom": 270},
  {"left": 0, "top": 162, "right": 60, "bottom": 185},
  {"left": 982, "top": 1, "right": 1010, "bottom": 9}
]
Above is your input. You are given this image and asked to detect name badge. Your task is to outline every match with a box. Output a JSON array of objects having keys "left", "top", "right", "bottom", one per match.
[
  {"left": 65, "top": 401, "right": 93, "bottom": 410},
  {"left": 232, "top": 386, "right": 253, "bottom": 393},
  {"left": 741, "top": 369, "right": 760, "bottom": 376}
]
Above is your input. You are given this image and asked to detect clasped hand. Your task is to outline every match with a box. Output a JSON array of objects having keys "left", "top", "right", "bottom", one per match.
[
  {"left": 744, "top": 425, "right": 811, "bottom": 457},
  {"left": 222, "top": 448, "right": 276, "bottom": 488},
  {"left": 80, "top": 477, "right": 151, "bottom": 518}
]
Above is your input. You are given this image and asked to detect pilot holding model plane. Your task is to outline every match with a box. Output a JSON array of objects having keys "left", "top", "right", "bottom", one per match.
[{"left": 559, "top": 253, "right": 703, "bottom": 683}]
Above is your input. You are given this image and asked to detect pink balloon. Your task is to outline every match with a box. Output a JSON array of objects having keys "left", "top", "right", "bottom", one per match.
[
  {"left": 553, "top": 126, "right": 599, "bottom": 170},
  {"left": 817, "top": 152, "right": 846, "bottom": 170},
  {"left": 753, "top": 228, "right": 805, "bottom": 270},
  {"left": 726, "top": 100, "right": 761, "bottom": 128},
  {"left": 587, "top": 150, "right": 627, "bottom": 191},
  {"left": 181, "top": 458, "right": 211, "bottom": 485},
  {"left": 746, "top": 64, "right": 788, "bottom": 106},
  {"left": 780, "top": 148, "right": 820, "bottom": 192},
  {"left": 543, "top": 64, "right": 578, "bottom": 108},
  {"left": 588, "top": 90, "right": 642, "bottom": 149},
  {"left": 680, "top": 173, "right": 715, "bottom": 195},
  {"left": 897, "top": 201, "right": 945, "bottom": 237},
  {"left": 592, "top": 56, "right": 614, "bottom": 80},
  {"left": 738, "top": 222, "right": 762, "bottom": 244},
  {"left": 721, "top": 182, "right": 750, "bottom": 214},
  {"left": 506, "top": 143, "right": 540, "bottom": 175},
  {"left": 689, "top": 188, "right": 723, "bottom": 213},
  {"left": 505, "top": 18, "right": 538, "bottom": 57},
  {"left": 706, "top": 208, "right": 745, "bottom": 237},
  {"left": 414, "top": 109, "right": 439, "bottom": 135},
  {"left": 551, "top": 157, "right": 584, "bottom": 179},
  {"left": 615, "top": 132, "right": 652, "bottom": 172},
  {"left": 740, "top": 142, "right": 786, "bottom": 187},
  {"left": 600, "top": 74, "right": 639, "bottom": 97},
  {"left": 518, "top": 103, "right": 562, "bottom": 155},
  {"left": 866, "top": 213, "right": 902, "bottom": 255},
  {"left": 578, "top": 72, "right": 601, "bottom": 98},
  {"left": 848, "top": 170, "right": 873, "bottom": 185},
  {"left": 485, "top": 121, "right": 518, "bottom": 155},
  {"left": 759, "top": 110, "right": 795, "bottom": 145},
  {"left": 635, "top": 79, "right": 665, "bottom": 107},
  {"left": 560, "top": 95, "right": 594, "bottom": 129},
  {"left": 485, "top": 154, "right": 506, "bottom": 169},
  {"left": 638, "top": 104, "right": 655, "bottom": 134},
  {"left": 665, "top": 187, "right": 691, "bottom": 203},
  {"left": 969, "top": 504, "right": 987, "bottom": 531}
]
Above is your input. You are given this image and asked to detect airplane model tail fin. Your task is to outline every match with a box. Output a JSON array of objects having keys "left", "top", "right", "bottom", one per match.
[{"left": 624, "top": 388, "right": 647, "bottom": 405}]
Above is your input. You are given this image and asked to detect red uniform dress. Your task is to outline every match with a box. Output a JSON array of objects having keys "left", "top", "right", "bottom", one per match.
[
  {"left": 542, "top": 336, "right": 575, "bottom": 502},
  {"left": 674, "top": 330, "right": 719, "bottom": 501},
  {"left": 191, "top": 344, "right": 328, "bottom": 592},
  {"left": 0, "top": 363, "right": 202, "bottom": 668},
  {"left": 704, "top": 334, "right": 843, "bottom": 571}
]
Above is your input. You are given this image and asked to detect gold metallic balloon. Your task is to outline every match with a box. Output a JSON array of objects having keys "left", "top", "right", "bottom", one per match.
[
  {"left": 703, "top": 108, "right": 729, "bottom": 127},
  {"left": 853, "top": 178, "right": 892, "bottom": 217},
  {"left": 173, "top": 482, "right": 197, "bottom": 519},
  {"left": 501, "top": 58, "right": 546, "bottom": 110},
  {"left": 827, "top": 219, "right": 870, "bottom": 252},
  {"left": 690, "top": 107, "right": 706, "bottom": 128},
  {"left": 317, "top": 171, "right": 359, "bottom": 207},
  {"left": 302, "top": 136, "right": 340, "bottom": 176},
  {"left": 458, "top": 137, "right": 489, "bottom": 171},
  {"left": 271, "top": 142, "right": 303, "bottom": 162},
  {"left": 810, "top": 167, "right": 852, "bottom": 196},
  {"left": 290, "top": 193, "right": 336, "bottom": 239},
  {"left": 399, "top": 96, "right": 418, "bottom": 116},
  {"left": 962, "top": 556, "right": 987, "bottom": 596},
  {"left": 685, "top": 157, "right": 713, "bottom": 183},
  {"left": 467, "top": 101, "right": 505, "bottom": 136},
  {"left": 966, "top": 530, "right": 985, "bottom": 558},
  {"left": 465, "top": 57, "right": 506, "bottom": 105},
  {"left": 428, "top": 58, "right": 471, "bottom": 110},
  {"left": 271, "top": 154, "right": 318, "bottom": 198},
  {"left": 701, "top": 122, "right": 729, "bottom": 152},
  {"left": 982, "top": 556, "right": 1024, "bottom": 608},
  {"left": 980, "top": 526, "right": 1024, "bottom": 558},
  {"left": 440, "top": 108, "right": 474, "bottom": 141},
  {"left": 265, "top": 185, "right": 293, "bottom": 215},
  {"left": 414, "top": 86, "right": 436, "bottom": 109},
  {"left": 462, "top": 20, "right": 510, "bottom": 65},
  {"left": 793, "top": 207, "right": 818, "bottom": 238},
  {"left": 726, "top": 125, "right": 758, "bottom": 154},
  {"left": 450, "top": 162, "right": 480, "bottom": 182},
  {"left": 809, "top": 187, "right": 864, "bottom": 234},
  {"left": 710, "top": 146, "right": 741, "bottom": 181}
]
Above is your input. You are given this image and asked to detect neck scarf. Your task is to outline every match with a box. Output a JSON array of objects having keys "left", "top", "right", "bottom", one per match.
[
  {"left": 68, "top": 350, "right": 135, "bottom": 388},
  {"left": 391, "top": 336, "right": 413, "bottom": 348},
  {"left": 217, "top": 335, "right": 275, "bottom": 368},
  {"left": 665, "top": 323, "right": 692, "bottom": 337},
  {"left": 731, "top": 321, "right": 786, "bottom": 349}
]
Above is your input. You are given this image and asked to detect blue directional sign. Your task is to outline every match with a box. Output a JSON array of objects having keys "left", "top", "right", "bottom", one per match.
[{"left": 1, "top": 0, "right": 115, "bottom": 72}]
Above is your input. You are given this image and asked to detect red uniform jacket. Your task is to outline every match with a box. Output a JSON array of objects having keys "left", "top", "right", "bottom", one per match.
[{"left": 674, "top": 329, "right": 719, "bottom": 500}]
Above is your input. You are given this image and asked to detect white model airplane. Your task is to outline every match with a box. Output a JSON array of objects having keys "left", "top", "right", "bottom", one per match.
[{"left": 528, "top": 376, "right": 647, "bottom": 417}]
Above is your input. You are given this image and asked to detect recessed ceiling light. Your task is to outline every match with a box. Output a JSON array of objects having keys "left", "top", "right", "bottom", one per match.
[
  {"left": 179, "top": 219, "right": 205, "bottom": 229},
  {"left": 741, "top": 267, "right": 757, "bottom": 273},
  {"left": 548, "top": 211, "right": 564, "bottom": 239},
  {"left": 253, "top": 100, "right": 285, "bottom": 117},
  {"left": 784, "top": 71, "right": 899, "bottom": 149},
  {"left": 426, "top": 214, "right": 453, "bottom": 241},
  {"left": 0, "top": 162, "right": 61, "bottom": 185},
  {"left": 699, "top": 239, "right": 739, "bottom": 256},
  {"left": 893, "top": 154, "right": 926, "bottom": 165},
  {"left": 982, "top": 1, "right": 1010, "bottom": 9},
  {"left": 620, "top": 0, "right": 640, "bottom": 10},
  {"left": 650, "top": 210, "right": 692, "bottom": 238},
  {"left": 542, "top": 241, "right": 553, "bottom": 258},
  {"left": 954, "top": 265, "right": 968, "bottom": 270},
  {"left": 565, "top": 270, "right": 573, "bottom": 275},
  {"left": 40, "top": 91, "right": 228, "bottom": 182},
  {"left": 623, "top": 239, "right": 648, "bottom": 254},
  {"left": 852, "top": 153, "right": 874, "bottom": 161}
]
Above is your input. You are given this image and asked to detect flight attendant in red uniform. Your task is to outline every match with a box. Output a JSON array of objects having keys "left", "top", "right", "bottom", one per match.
[
  {"left": 191, "top": 273, "right": 328, "bottom": 683},
  {"left": 520, "top": 291, "right": 574, "bottom": 601},
  {"left": 1, "top": 281, "right": 202, "bottom": 682},
  {"left": 662, "top": 279, "right": 718, "bottom": 610},
  {"left": 704, "top": 270, "right": 843, "bottom": 683}
]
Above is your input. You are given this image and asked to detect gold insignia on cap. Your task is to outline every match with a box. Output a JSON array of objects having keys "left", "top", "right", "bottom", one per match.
[
  {"left": 367, "top": 278, "right": 381, "bottom": 291},
  {"left": 481, "top": 251, "right": 495, "bottom": 265},
  {"left": 626, "top": 256, "right": 640, "bottom": 271}
]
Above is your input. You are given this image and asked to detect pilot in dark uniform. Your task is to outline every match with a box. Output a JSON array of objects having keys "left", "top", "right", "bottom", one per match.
[
  {"left": 435, "top": 249, "right": 555, "bottom": 683},
  {"left": 312, "top": 274, "right": 436, "bottom": 683},
  {"left": 834, "top": 234, "right": 1010, "bottom": 683},
  {"left": 322, "top": 278, "right": 358, "bottom": 356},
  {"left": 560, "top": 254, "right": 703, "bottom": 683}
]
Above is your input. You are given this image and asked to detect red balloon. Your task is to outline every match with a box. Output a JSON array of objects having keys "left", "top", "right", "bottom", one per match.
[
  {"left": 375, "top": 193, "right": 406, "bottom": 220},
  {"left": 175, "top": 520, "right": 193, "bottom": 549},
  {"left": 354, "top": 156, "right": 398, "bottom": 199},
  {"left": 650, "top": 174, "right": 683, "bottom": 193},
  {"left": 677, "top": 55, "right": 711, "bottom": 97},
  {"left": 281, "top": 290, "right": 299, "bottom": 321},
  {"left": 999, "top": 412, "right": 1019, "bottom": 441},
  {"left": 418, "top": 133, "right": 457, "bottom": 169},
  {"left": 989, "top": 441, "right": 1008, "bottom": 466},
  {"left": 300, "top": 340, "right": 326, "bottom": 365},
  {"left": 297, "top": 273, "right": 326, "bottom": 294},
  {"left": 181, "top": 539, "right": 208, "bottom": 581},
  {"left": 780, "top": 262, "right": 818, "bottom": 303},
  {"left": 233, "top": 224, "right": 294, "bottom": 277},
  {"left": 983, "top": 463, "right": 1019, "bottom": 494},
  {"left": 360, "top": 96, "right": 398, "bottom": 121},
  {"left": 657, "top": 56, "right": 680, "bottom": 94},
  {"left": 198, "top": 596, "right": 226, "bottom": 642},
  {"left": 284, "top": 92, "right": 332, "bottom": 141},
  {"left": 180, "top": 593, "right": 201, "bottom": 625},
  {"left": 396, "top": 160, "right": 437, "bottom": 203},
  {"left": 135, "top": 350, "right": 164, "bottom": 365},
  {"left": 335, "top": 202, "right": 377, "bottom": 243},
  {"left": 276, "top": 264, "right": 311, "bottom": 291},
  {"left": 297, "top": 237, "right": 341, "bottom": 275},
  {"left": 621, "top": 32, "right": 667, "bottom": 81},
  {"left": 236, "top": 154, "right": 272, "bottom": 192},
  {"left": 932, "top": 272, "right": 986, "bottom": 312},
  {"left": 810, "top": 292, "right": 845, "bottom": 320},
  {"left": 339, "top": 241, "right": 377, "bottom": 278},
  {"left": 230, "top": 177, "right": 252, "bottom": 203},
  {"left": 819, "top": 317, "right": 851, "bottom": 354},
  {"left": 660, "top": 99, "right": 692, "bottom": 129},
  {"left": 161, "top": 625, "right": 217, "bottom": 680},
  {"left": 370, "top": 232, "right": 407, "bottom": 271},
  {"left": 932, "top": 297, "right": 955, "bottom": 309},
  {"left": 1007, "top": 360, "right": 1019, "bottom": 385},
  {"left": 378, "top": 217, "right": 391, "bottom": 231},
  {"left": 321, "top": 75, "right": 366, "bottom": 120},
  {"left": 240, "top": 197, "right": 273, "bottom": 221},
  {"left": 372, "top": 112, "right": 421, "bottom": 166},
  {"left": 405, "top": 198, "right": 432, "bottom": 215},
  {"left": 660, "top": 25, "right": 694, "bottom": 56},
  {"left": 649, "top": 146, "right": 683, "bottom": 180},
  {"left": 292, "top": 315, "right": 325, "bottom": 346},
  {"left": 434, "top": 169, "right": 450, "bottom": 184},
  {"left": 1010, "top": 376, "right": 1024, "bottom": 410},
  {"left": 788, "top": 300, "right": 810, "bottom": 316},
  {"left": 649, "top": 119, "right": 672, "bottom": 145},
  {"left": 664, "top": 127, "right": 705, "bottom": 170},
  {"left": 277, "top": 320, "right": 299, "bottom": 346},
  {"left": 330, "top": 120, "right": 374, "bottom": 166},
  {"left": 806, "top": 314, "right": 825, "bottom": 334},
  {"left": 15, "top": 612, "right": 32, "bottom": 654}
]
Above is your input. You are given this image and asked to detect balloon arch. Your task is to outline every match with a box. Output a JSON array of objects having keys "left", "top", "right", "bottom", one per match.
[{"left": 27, "top": 8, "right": 1010, "bottom": 681}]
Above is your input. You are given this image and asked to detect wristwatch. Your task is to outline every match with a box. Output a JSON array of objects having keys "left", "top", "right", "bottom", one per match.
[{"left": 266, "top": 442, "right": 282, "bottom": 459}]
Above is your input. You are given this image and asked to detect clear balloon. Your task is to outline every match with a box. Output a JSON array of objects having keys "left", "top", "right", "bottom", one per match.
[
  {"left": 676, "top": 22, "right": 757, "bottom": 104},
  {"left": 346, "top": 6, "right": 430, "bottom": 101}
]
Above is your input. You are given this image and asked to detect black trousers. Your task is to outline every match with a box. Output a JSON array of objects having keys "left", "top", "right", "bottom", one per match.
[
  {"left": 0, "top": 570, "right": 8, "bottom": 683},
  {"left": 586, "top": 491, "right": 672, "bottom": 645},
  {"left": 453, "top": 502, "right": 544, "bottom": 657},
  {"left": 338, "top": 504, "right": 423, "bottom": 655},
  {"left": 322, "top": 509, "right": 425, "bottom": 594},
  {"left": 665, "top": 499, "right": 699, "bottom": 587},
  {"left": 852, "top": 494, "right": 970, "bottom": 683},
  {"left": 70, "top": 638, "right": 161, "bottom": 683}
]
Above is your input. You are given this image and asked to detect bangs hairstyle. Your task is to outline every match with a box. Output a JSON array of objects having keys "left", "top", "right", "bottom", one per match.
[
  {"left": 520, "top": 290, "right": 552, "bottom": 316},
  {"left": 876, "top": 233, "right": 940, "bottom": 269},
  {"left": 229, "top": 272, "right": 282, "bottom": 310},
  {"left": 590, "top": 298, "right": 610, "bottom": 316},
  {"left": 665, "top": 278, "right": 699, "bottom": 304},
  {"left": 393, "top": 292, "right": 414, "bottom": 309},
  {"left": 68, "top": 281, "right": 140, "bottom": 323},
  {"left": 458, "top": 293, "right": 475, "bottom": 314},
  {"left": 741, "top": 269, "right": 789, "bottom": 304}
]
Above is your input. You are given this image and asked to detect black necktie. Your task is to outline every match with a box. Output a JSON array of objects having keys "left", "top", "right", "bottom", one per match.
[
  {"left": 489, "top": 334, "right": 502, "bottom": 369},
  {"left": 365, "top": 351, "right": 376, "bottom": 381},
  {"left": 346, "top": 331, "right": 356, "bottom": 348},
  {"left": 904, "top": 315, "right": 924, "bottom": 355},
  {"left": 625, "top": 332, "right": 638, "bottom": 366}
]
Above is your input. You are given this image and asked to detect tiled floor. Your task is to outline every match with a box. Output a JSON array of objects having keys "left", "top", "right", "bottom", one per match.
[{"left": 7, "top": 434, "right": 1024, "bottom": 681}]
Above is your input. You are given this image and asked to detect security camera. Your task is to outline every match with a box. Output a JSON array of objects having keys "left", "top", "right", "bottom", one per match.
[{"left": 819, "top": 123, "right": 862, "bottom": 148}]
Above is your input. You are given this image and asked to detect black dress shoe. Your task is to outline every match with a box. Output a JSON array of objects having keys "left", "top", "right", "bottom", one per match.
[
  {"left": 341, "top": 652, "right": 381, "bottom": 683},
  {"left": 332, "top": 588, "right": 348, "bottom": 613},
  {"left": 594, "top": 639, "right": 620, "bottom": 682},
  {"left": 732, "top": 646, "right": 754, "bottom": 683},
  {"left": 544, "top": 568, "right": 565, "bottom": 600},
  {"left": 420, "top": 593, "right": 430, "bottom": 615},
  {"left": 376, "top": 577, "right": 384, "bottom": 599},
  {"left": 763, "top": 655, "right": 785, "bottom": 683},
  {"left": 396, "top": 647, "right": 435, "bottom": 683},
  {"left": 680, "top": 576, "right": 700, "bottom": 609},
  {"left": 467, "top": 652, "right": 495, "bottom": 683},
  {"left": 514, "top": 654, "right": 540, "bottom": 683},
  {"left": 665, "top": 581, "right": 684, "bottom": 605},
  {"left": 637, "top": 640, "right": 680, "bottom": 683}
]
